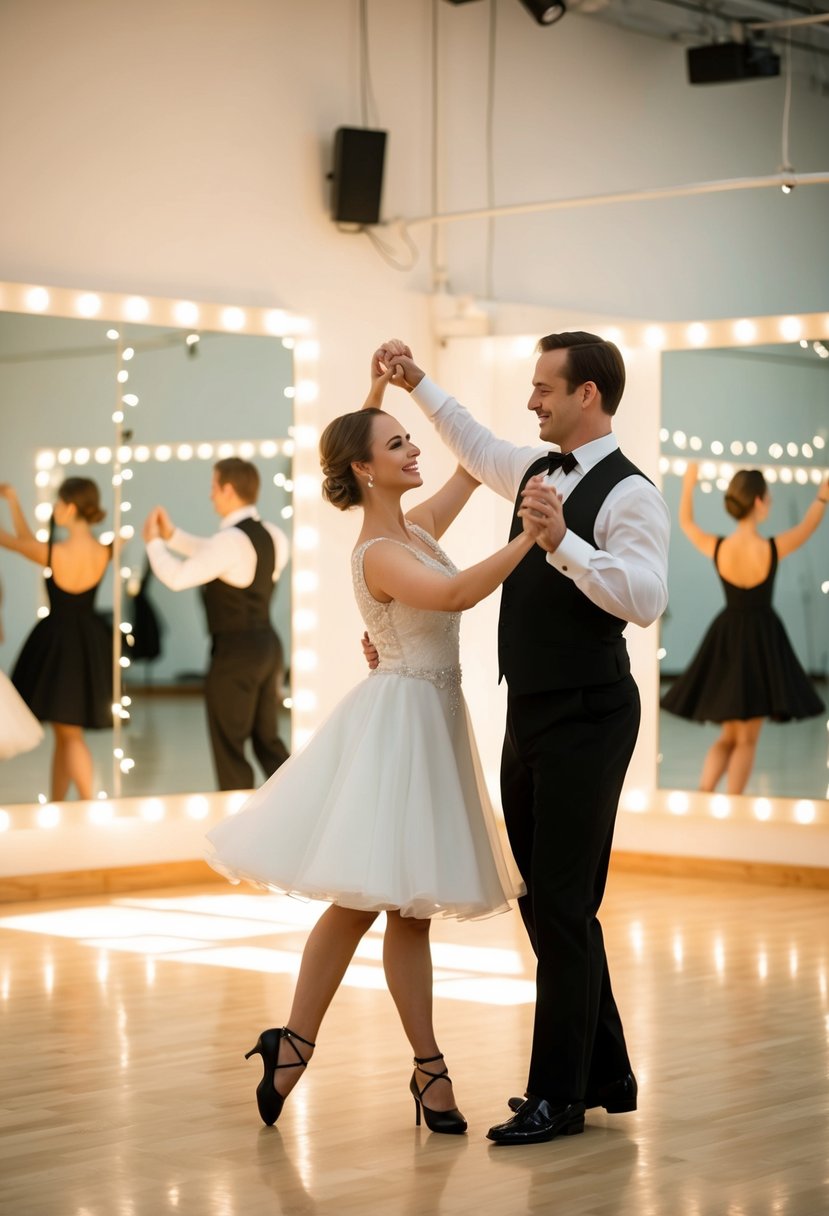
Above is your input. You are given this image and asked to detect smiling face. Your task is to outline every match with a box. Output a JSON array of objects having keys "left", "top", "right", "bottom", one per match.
[
  {"left": 359, "top": 412, "right": 423, "bottom": 495},
  {"left": 527, "top": 348, "right": 591, "bottom": 450}
]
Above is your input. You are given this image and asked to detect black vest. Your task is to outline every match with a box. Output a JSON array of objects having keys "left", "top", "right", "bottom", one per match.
[
  {"left": 201, "top": 517, "right": 276, "bottom": 636},
  {"left": 498, "top": 448, "right": 649, "bottom": 694}
]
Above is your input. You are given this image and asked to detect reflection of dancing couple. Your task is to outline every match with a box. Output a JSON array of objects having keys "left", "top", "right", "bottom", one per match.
[{"left": 206, "top": 331, "right": 671, "bottom": 1145}]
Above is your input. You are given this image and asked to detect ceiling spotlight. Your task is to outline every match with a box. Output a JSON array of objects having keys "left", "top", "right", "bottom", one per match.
[{"left": 519, "top": 0, "right": 567, "bottom": 22}]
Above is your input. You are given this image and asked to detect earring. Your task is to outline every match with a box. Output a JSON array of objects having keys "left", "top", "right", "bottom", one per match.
[{"left": 367, "top": 474, "right": 374, "bottom": 489}]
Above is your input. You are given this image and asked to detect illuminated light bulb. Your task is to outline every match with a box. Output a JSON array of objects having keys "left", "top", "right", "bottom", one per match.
[
  {"left": 734, "top": 319, "right": 756, "bottom": 343},
  {"left": 672, "top": 431, "right": 687, "bottom": 449},
  {"left": 259, "top": 440, "right": 278, "bottom": 458},
  {"left": 140, "top": 798, "right": 165, "bottom": 822},
  {"left": 89, "top": 802, "right": 114, "bottom": 825},
  {"left": 264, "top": 309, "right": 289, "bottom": 336},
  {"left": 710, "top": 441, "right": 724, "bottom": 456},
  {"left": 37, "top": 793, "right": 48, "bottom": 804},
  {"left": 667, "top": 790, "right": 690, "bottom": 815},
  {"left": 753, "top": 798, "right": 772, "bottom": 821},
  {"left": 124, "top": 296, "right": 150, "bottom": 321},
  {"left": 155, "top": 445, "right": 172, "bottom": 461},
  {"left": 119, "top": 525, "right": 135, "bottom": 540},
  {"left": 786, "top": 442, "right": 798, "bottom": 457},
  {"left": 34, "top": 502, "right": 53, "bottom": 522},
  {"left": 293, "top": 649, "right": 318, "bottom": 672},
  {"left": 659, "top": 428, "right": 669, "bottom": 443},
  {"left": 822, "top": 581, "right": 829, "bottom": 595},
  {"left": 779, "top": 316, "right": 802, "bottom": 341},
  {"left": 730, "top": 441, "right": 743, "bottom": 456},
  {"left": 281, "top": 337, "right": 295, "bottom": 350},
  {"left": 75, "top": 292, "right": 101, "bottom": 317},
  {"left": 295, "top": 570, "right": 319, "bottom": 593},
  {"left": 238, "top": 442, "right": 255, "bottom": 459},
  {"left": 283, "top": 386, "right": 296, "bottom": 399},
  {"left": 227, "top": 792, "right": 249, "bottom": 815},
  {"left": 687, "top": 322, "right": 708, "bottom": 346},
  {"left": 779, "top": 468, "right": 793, "bottom": 484},
  {"left": 623, "top": 789, "right": 648, "bottom": 813},
  {"left": 295, "top": 380, "right": 319, "bottom": 404},
  {"left": 658, "top": 456, "right": 670, "bottom": 475},
  {"left": 280, "top": 506, "right": 294, "bottom": 520},
  {"left": 217, "top": 443, "right": 234, "bottom": 458},
  {"left": 793, "top": 800, "right": 816, "bottom": 824},
  {"left": 814, "top": 469, "right": 827, "bottom": 485},
  {"left": 35, "top": 449, "right": 56, "bottom": 471},
  {"left": 795, "top": 469, "right": 808, "bottom": 485},
  {"left": 117, "top": 369, "right": 129, "bottom": 384},
  {"left": 133, "top": 445, "right": 150, "bottom": 462},
  {"left": 35, "top": 471, "right": 51, "bottom": 488},
  {"left": 745, "top": 441, "right": 758, "bottom": 455},
  {"left": 122, "top": 347, "right": 135, "bottom": 361},
  {"left": 283, "top": 696, "right": 294, "bottom": 709},
  {"left": 700, "top": 482, "right": 713, "bottom": 494},
  {"left": 197, "top": 443, "right": 214, "bottom": 459},
  {"left": 186, "top": 795, "right": 209, "bottom": 820},
  {"left": 122, "top": 468, "right": 133, "bottom": 481},
  {"left": 295, "top": 527, "right": 319, "bottom": 551},
  {"left": 293, "top": 727, "right": 313, "bottom": 748},
  {"left": 176, "top": 444, "right": 193, "bottom": 461},
  {"left": 119, "top": 758, "right": 135, "bottom": 773},
  {"left": 293, "top": 475, "right": 320, "bottom": 499},
  {"left": 112, "top": 411, "right": 124, "bottom": 424},
  {"left": 293, "top": 609, "right": 318, "bottom": 632},
  {"left": 282, "top": 439, "right": 295, "bottom": 457},
  {"left": 174, "top": 300, "right": 199, "bottom": 326},
  {"left": 670, "top": 459, "right": 687, "bottom": 476},
  {"left": 72, "top": 448, "right": 90, "bottom": 467},
  {"left": 700, "top": 462, "right": 717, "bottom": 480},
  {"left": 0, "top": 809, "right": 10, "bottom": 832},
  {"left": 37, "top": 804, "right": 61, "bottom": 828},
  {"left": 221, "top": 306, "right": 245, "bottom": 330},
  {"left": 36, "top": 606, "right": 50, "bottom": 620},
  {"left": 644, "top": 326, "right": 665, "bottom": 349},
  {"left": 26, "top": 287, "right": 50, "bottom": 311},
  {"left": 813, "top": 436, "right": 826, "bottom": 450},
  {"left": 764, "top": 468, "right": 778, "bottom": 483},
  {"left": 711, "top": 794, "right": 731, "bottom": 819},
  {"left": 769, "top": 443, "right": 783, "bottom": 459},
  {"left": 119, "top": 621, "right": 132, "bottom": 634},
  {"left": 295, "top": 339, "right": 320, "bottom": 362},
  {"left": 185, "top": 333, "right": 199, "bottom": 349},
  {"left": 122, "top": 393, "right": 139, "bottom": 407},
  {"left": 57, "top": 447, "right": 72, "bottom": 464},
  {"left": 689, "top": 436, "right": 703, "bottom": 451},
  {"left": 292, "top": 427, "right": 318, "bottom": 451},
  {"left": 293, "top": 689, "right": 318, "bottom": 712},
  {"left": 119, "top": 656, "right": 130, "bottom": 668},
  {"left": 801, "top": 443, "right": 813, "bottom": 458}
]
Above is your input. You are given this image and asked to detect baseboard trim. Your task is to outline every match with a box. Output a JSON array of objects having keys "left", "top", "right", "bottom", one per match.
[
  {"left": 1, "top": 850, "right": 827, "bottom": 904},
  {"left": 611, "top": 850, "right": 829, "bottom": 889}
]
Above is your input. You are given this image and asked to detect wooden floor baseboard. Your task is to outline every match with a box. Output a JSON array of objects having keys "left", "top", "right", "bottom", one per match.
[{"left": 1, "top": 851, "right": 828, "bottom": 903}]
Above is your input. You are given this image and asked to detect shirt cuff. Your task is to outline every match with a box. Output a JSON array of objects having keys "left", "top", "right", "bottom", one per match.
[
  {"left": 546, "top": 529, "right": 594, "bottom": 579},
  {"left": 410, "top": 376, "right": 450, "bottom": 418}
]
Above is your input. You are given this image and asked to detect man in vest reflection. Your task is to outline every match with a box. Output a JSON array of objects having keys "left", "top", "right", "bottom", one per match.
[
  {"left": 144, "top": 457, "right": 290, "bottom": 791},
  {"left": 378, "top": 333, "right": 670, "bottom": 1146}
]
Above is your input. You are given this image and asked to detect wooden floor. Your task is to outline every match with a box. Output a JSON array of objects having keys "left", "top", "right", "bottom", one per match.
[{"left": 1, "top": 870, "right": 827, "bottom": 1216}]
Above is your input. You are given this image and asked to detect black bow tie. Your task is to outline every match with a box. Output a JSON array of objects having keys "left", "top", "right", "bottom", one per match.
[{"left": 547, "top": 450, "right": 577, "bottom": 475}]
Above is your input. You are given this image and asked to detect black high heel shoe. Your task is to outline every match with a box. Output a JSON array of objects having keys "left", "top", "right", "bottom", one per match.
[
  {"left": 410, "top": 1053, "right": 467, "bottom": 1135},
  {"left": 244, "top": 1026, "right": 315, "bottom": 1127}
]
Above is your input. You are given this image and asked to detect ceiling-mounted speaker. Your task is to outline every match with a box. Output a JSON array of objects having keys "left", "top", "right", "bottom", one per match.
[{"left": 329, "top": 127, "right": 387, "bottom": 226}]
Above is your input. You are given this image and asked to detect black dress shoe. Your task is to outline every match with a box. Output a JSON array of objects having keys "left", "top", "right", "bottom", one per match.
[
  {"left": 507, "top": 1071, "right": 637, "bottom": 1116},
  {"left": 487, "top": 1096, "right": 585, "bottom": 1145}
]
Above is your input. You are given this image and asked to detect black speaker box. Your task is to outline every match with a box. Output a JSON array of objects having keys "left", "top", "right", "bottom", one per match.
[
  {"left": 687, "top": 41, "right": 780, "bottom": 84},
  {"left": 330, "top": 127, "right": 387, "bottom": 225}
]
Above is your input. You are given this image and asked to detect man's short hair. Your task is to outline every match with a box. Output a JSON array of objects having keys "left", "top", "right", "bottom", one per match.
[
  {"left": 537, "top": 331, "right": 626, "bottom": 416},
  {"left": 213, "top": 457, "right": 260, "bottom": 503}
]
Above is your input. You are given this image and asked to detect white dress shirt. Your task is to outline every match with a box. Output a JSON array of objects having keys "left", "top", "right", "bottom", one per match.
[
  {"left": 411, "top": 377, "right": 670, "bottom": 628},
  {"left": 146, "top": 505, "right": 290, "bottom": 593}
]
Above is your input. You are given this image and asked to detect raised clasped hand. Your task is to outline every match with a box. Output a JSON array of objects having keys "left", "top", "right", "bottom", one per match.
[{"left": 518, "top": 474, "right": 566, "bottom": 553}]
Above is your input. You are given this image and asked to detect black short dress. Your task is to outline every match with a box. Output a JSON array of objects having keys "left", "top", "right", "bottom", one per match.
[
  {"left": 660, "top": 537, "right": 825, "bottom": 724},
  {"left": 11, "top": 542, "right": 112, "bottom": 729}
]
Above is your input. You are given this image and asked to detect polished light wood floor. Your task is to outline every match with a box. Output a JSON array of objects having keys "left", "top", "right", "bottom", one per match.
[{"left": 1, "top": 871, "right": 827, "bottom": 1215}]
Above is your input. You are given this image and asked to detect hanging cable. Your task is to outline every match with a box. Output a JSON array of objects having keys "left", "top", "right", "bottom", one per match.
[
  {"left": 358, "top": 0, "right": 381, "bottom": 127},
  {"left": 364, "top": 223, "right": 420, "bottom": 272},
  {"left": 484, "top": 0, "right": 497, "bottom": 300}
]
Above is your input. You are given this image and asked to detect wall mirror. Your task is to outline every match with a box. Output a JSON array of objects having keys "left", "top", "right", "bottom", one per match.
[
  {"left": 658, "top": 338, "right": 828, "bottom": 800},
  {"left": 0, "top": 307, "right": 295, "bottom": 803}
]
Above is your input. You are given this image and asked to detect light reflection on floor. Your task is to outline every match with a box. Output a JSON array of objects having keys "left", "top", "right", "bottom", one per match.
[{"left": 0, "top": 892, "right": 535, "bottom": 1005}]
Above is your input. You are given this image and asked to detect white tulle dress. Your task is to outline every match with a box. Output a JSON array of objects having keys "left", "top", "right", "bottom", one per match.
[
  {"left": 205, "top": 524, "right": 522, "bottom": 920},
  {"left": 0, "top": 669, "right": 44, "bottom": 760}
]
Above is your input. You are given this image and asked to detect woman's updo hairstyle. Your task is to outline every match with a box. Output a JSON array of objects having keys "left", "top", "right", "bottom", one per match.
[
  {"left": 319, "top": 408, "right": 383, "bottom": 511},
  {"left": 724, "top": 470, "right": 767, "bottom": 521},
  {"left": 57, "top": 477, "right": 106, "bottom": 524}
]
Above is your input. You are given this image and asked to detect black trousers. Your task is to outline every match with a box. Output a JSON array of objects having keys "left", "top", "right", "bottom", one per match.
[
  {"left": 204, "top": 628, "right": 289, "bottom": 791},
  {"left": 500, "top": 674, "right": 640, "bottom": 1105}
]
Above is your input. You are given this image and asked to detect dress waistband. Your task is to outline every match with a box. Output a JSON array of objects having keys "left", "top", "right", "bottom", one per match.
[{"left": 370, "top": 664, "right": 462, "bottom": 712}]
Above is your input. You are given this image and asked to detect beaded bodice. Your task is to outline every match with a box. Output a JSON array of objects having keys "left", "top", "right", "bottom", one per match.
[{"left": 351, "top": 523, "right": 461, "bottom": 698}]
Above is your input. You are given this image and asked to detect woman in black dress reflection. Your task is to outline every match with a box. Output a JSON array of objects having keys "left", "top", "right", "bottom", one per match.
[
  {"left": 661, "top": 463, "right": 828, "bottom": 794},
  {"left": 0, "top": 478, "right": 112, "bottom": 800}
]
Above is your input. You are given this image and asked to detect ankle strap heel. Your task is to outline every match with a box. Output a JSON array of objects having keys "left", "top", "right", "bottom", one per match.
[{"left": 410, "top": 1052, "right": 467, "bottom": 1136}]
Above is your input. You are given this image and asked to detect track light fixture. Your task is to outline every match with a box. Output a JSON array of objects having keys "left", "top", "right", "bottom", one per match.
[{"left": 518, "top": 0, "right": 567, "bottom": 23}]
